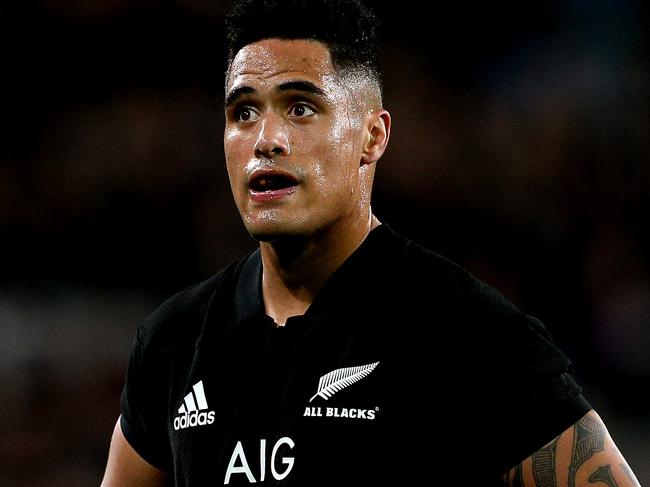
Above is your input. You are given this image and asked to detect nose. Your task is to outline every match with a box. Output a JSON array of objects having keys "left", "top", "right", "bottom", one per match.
[{"left": 253, "top": 113, "right": 290, "bottom": 159}]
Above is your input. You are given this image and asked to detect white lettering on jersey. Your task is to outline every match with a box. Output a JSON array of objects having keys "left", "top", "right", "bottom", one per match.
[
  {"left": 224, "top": 441, "right": 256, "bottom": 484},
  {"left": 271, "top": 437, "right": 295, "bottom": 480},
  {"left": 172, "top": 381, "right": 216, "bottom": 431},
  {"left": 224, "top": 437, "right": 295, "bottom": 484}
]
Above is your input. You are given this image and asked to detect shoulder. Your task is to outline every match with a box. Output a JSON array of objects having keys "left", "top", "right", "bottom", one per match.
[
  {"left": 390, "top": 229, "right": 560, "bottom": 356},
  {"left": 402, "top": 232, "right": 576, "bottom": 381},
  {"left": 398, "top": 233, "right": 523, "bottom": 318},
  {"left": 134, "top": 255, "right": 248, "bottom": 353}
]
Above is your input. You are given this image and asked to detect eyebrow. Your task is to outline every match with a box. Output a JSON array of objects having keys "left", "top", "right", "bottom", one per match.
[
  {"left": 277, "top": 80, "right": 326, "bottom": 98},
  {"left": 225, "top": 80, "right": 328, "bottom": 108},
  {"left": 225, "top": 86, "right": 255, "bottom": 108}
]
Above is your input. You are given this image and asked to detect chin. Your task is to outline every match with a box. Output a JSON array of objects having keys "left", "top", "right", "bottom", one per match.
[{"left": 244, "top": 217, "right": 309, "bottom": 243}]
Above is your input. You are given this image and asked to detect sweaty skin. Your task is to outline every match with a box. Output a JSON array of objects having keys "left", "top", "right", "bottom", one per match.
[
  {"left": 224, "top": 38, "right": 390, "bottom": 325},
  {"left": 503, "top": 411, "right": 641, "bottom": 487},
  {"left": 101, "top": 37, "right": 641, "bottom": 487}
]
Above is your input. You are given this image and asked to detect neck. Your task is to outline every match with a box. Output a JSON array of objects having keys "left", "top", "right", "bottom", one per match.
[{"left": 260, "top": 212, "right": 381, "bottom": 326}]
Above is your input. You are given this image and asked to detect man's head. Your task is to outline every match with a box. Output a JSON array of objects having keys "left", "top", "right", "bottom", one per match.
[
  {"left": 223, "top": 0, "right": 390, "bottom": 242},
  {"left": 225, "top": 0, "right": 382, "bottom": 97}
]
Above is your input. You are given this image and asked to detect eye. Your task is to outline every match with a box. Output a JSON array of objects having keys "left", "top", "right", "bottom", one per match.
[
  {"left": 236, "top": 106, "right": 260, "bottom": 123},
  {"left": 289, "top": 103, "right": 315, "bottom": 118}
]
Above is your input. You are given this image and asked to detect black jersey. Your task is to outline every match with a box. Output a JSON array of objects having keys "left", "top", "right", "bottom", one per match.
[{"left": 120, "top": 224, "right": 590, "bottom": 486}]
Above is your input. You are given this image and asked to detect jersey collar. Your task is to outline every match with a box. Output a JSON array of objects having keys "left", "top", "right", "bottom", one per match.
[{"left": 233, "top": 224, "right": 401, "bottom": 326}]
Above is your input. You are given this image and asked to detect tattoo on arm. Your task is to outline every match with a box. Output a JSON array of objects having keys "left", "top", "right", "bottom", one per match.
[
  {"left": 510, "top": 463, "right": 525, "bottom": 487},
  {"left": 588, "top": 464, "right": 619, "bottom": 487},
  {"left": 503, "top": 412, "right": 639, "bottom": 487},
  {"left": 533, "top": 437, "right": 559, "bottom": 487},
  {"left": 568, "top": 414, "right": 606, "bottom": 487}
]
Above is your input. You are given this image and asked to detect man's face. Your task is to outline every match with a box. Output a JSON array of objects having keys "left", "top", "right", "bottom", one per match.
[{"left": 224, "top": 38, "right": 372, "bottom": 242}]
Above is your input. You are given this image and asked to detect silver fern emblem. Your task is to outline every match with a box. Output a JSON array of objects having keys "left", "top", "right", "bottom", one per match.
[{"left": 309, "top": 362, "right": 380, "bottom": 402}]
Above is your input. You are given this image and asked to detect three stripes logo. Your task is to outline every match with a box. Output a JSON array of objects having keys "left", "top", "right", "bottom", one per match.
[{"left": 173, "top": 380, "right": 215, "bottom": 431}]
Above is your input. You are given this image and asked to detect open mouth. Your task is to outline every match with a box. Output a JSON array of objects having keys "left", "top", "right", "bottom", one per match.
[{"left": 249, "top": 172, "right": 299, "bottom": 193}]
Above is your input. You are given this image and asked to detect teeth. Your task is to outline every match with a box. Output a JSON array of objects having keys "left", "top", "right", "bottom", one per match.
[
  {"left": 257, "top": 177, "right": 270, "bottom": 190},
  {"left": 252, "top": 175, "right": 295, "bottom": 192}
]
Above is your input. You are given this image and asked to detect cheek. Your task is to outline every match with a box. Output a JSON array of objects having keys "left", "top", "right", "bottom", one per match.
[
  {"left": 306, "top": 139, "right": 360, "bottom": 200},
  {"left": 329, "top": 110, "right": 361, "bottom": 151},
  {"left": 224, "top": 131, "right": 247, "bottom": 179},
  {"left": 223, "top": 129, "right": 239, "bottom": 161},
  {"left": 326, "top": 122, "right": 363, "bottom": 183}
]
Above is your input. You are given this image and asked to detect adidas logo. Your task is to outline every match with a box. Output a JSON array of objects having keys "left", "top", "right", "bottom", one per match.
[{"left": 173, "top": 380, "right": 215, "bottom": 431}]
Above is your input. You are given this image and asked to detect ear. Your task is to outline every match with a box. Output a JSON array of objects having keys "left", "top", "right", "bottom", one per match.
[{"left": 360, "top": 109, "right": 391, "bottom": 166}]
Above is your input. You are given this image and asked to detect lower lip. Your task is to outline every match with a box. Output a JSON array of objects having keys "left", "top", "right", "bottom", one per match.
[{"left": 250, "top": 186, "right": 298, "bottom": 202}]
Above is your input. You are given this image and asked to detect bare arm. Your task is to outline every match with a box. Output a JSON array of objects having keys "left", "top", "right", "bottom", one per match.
[
  {"left": 101, "top": 417, "right": 170, "bottom": 487},
  {"left": 503, "top": 410, "right": 641, "bottom": 487}
]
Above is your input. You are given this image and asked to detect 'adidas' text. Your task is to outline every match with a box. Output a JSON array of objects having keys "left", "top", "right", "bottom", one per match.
[{"left": 173, "top": 380, "right": 216, "bottom": 431}]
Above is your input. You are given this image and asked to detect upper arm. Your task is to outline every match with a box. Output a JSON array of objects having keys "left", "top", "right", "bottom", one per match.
[
  {"left": 502, "top": 410, "right": 641, "bottom": 487},
  {"left": 101, "top": 417, "right": 170, "bottom": 487}
]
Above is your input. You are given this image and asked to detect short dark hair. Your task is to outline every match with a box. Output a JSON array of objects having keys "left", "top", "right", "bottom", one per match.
[{"left": 225, "top": 0, "right": 382, "bottom": 91}]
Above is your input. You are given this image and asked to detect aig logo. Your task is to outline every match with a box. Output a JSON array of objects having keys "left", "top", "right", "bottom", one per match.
[{"left": 224, "top": 437, "right": 295, "bottom": 484}]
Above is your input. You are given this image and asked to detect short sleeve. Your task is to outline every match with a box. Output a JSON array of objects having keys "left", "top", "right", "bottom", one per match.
[
  {"left": 491, "top": 312, "right": 592, "bottom": 473},
  {"left": 120, "top": 329, "right": 173, "bottom": 472}
]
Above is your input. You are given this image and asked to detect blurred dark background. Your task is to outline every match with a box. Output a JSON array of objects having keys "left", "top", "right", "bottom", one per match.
[{"left": 0, "top": 0, "right": 648, "bottom": 485}]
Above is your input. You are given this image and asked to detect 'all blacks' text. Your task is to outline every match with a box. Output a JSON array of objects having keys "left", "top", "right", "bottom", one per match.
[{"left": 303, "top": 406, "right": 376, "bottom": 420}]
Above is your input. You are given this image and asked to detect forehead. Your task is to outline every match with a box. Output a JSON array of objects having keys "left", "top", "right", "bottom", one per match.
[{"left": 226, "top": 38, "right": 336, "bottom": 91}]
